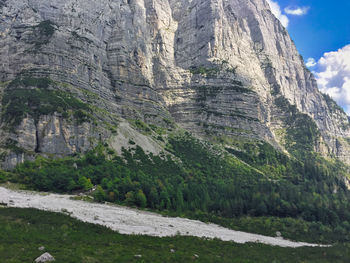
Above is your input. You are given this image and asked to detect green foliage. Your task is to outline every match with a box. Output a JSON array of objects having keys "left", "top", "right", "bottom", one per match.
[
  {"left": 93, "top": 185, "right": 106, "bottom": 203},
  {"left": 183, "top": 212, "right": 343, "bottom": 244},
  {"left": 8, "top": 134, "right": 350, "bottom": 242},
  {"left": 225, "top": 65, "right": 238, "bottom": 74},
  {"left": 0, "top": 170, "right": 11, "bottom": 183},
  {"left": 71, "top": 31, "right": 93, "bottom": 44},
  {"left": 73, "top": 109, "right": 92, "bottom": 125},
  {"left": 271, "top": 84, "right": 281, "bottom": 95},
  {"left": 30, "top": 20, "right": 56, "bottom": 49},
  {"left": 1, "top": 77, "right": 92, "bottom": 127},
  {"left": 8, "top": 77, "right": 53, "bottom": 89},
  {"left": 78, "top": 176, "right": 93, "bottom": 191},
  {"left": 322, "top": 93, "right": 346, "bottom": 114},
  {"left": 14, "top": 156, "right": 80, "bottom": 193},
  {"left": 275, "top": 96, "right": 320, "bottom": 158},
  {"left": 226, "top": 142, "right": 293, "bottom": 178},
  {"left": 3, "top": 208, "right": 350, "bottom": 263},
  {"left": 189, "top": 66, "right": 220, "bottom": 77},
  {"left": 133, "top": 119, "right": 151, "bottom": 133},
  {"left": 190, "top": 63, "right": 241, "bottom": 78},
  {"left": 135, "top": 189, "right": 147, "bottom": 208},
  {"left": 163, "top": 118, "right": 175, "bottom": 128},
  {"left": 35, "top": 20, "right": 56, "bottom": 37},
  {"left": 149, "top": 124, "right": 167, "bottom": 135},
  {"left": 3, "top": 139, "right": 25, "bottom": 154},
  {"left": 189, "top": 61, "right": 238, "bottom": 77},
  {"left": 125, "top": 191, "right": 135, "bottom": 206}
]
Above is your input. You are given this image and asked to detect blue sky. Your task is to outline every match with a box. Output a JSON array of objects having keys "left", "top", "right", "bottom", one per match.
[
  {"left": 276, "top": 0, "right": 350, "bottom": 60},
  {"left": 267, "top": 0, "right": 350, "bottom": 114}
]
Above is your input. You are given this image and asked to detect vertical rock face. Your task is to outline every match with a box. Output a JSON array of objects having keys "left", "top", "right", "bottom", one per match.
[{"left": 0, "top": 0, "right": 349, "bottom": 167}]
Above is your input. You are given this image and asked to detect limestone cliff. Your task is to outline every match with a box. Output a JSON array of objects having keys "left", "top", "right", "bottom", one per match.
[{"left": 0, "top": 0, "right": 349, "bottom": 168}]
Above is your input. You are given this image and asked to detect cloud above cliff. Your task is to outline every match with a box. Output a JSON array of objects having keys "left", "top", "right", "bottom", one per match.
[
  {"left": 266, "top": 1, "right": 310, "bottom": 28},
  {"left": 313, "top": 45, "right": 350, "bottom": 114},
  {"left": 284, "top": 6, "right": 309, "bottom": 16},
  {"left": 306, "top": 58, "right": 317, "bottom": 67},
  {"left": 266, "top": 0, "right": 289, "bottom": 27}
]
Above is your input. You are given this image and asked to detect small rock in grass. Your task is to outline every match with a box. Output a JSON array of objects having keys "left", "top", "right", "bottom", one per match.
[
  {"left": 134, "top": 254, "right": 142, "bottom": 258},
  {"left": 35, "top": 252, "right": 55, "bottom": 262},
  {"left": 194, "top": 254, "right": 199, "bottom": 258},
  {"left": 38, "top": 246, "right": 45, "bottom": 251},
  {"left": 170, "top": 249, "right": 175, "bottom": 253}
]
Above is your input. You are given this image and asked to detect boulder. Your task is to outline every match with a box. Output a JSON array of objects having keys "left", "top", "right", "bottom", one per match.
[{"left": 35, "top": 252, "right": 55, "bottom": 262}]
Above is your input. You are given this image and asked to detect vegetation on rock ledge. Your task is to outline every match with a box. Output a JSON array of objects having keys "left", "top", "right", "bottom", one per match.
[
  {"left": 275, "top": 96, "right": 321, "bottom": 159},
  {"left": 1, "top": 77, "right": 93, "bottom": 128}
]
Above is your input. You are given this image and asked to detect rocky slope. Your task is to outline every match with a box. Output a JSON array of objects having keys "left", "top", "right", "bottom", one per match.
[
  {"left": 0, "top": 0, "right": 349, "bottom": 168},
  {"left": 0, "top": 186, "right": 327, "bottom": 247}
]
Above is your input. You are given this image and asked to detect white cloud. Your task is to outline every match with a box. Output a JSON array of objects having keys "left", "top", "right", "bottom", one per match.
[
  {"left": 284, "top": 6, "right": 310, "bottom": 16},
  {"left": 306, "top": 58, "right": 317, "bottom": 68},
  {"left": 314, "top": 45, "right": 350, "bottom": 114},
  {"left": 266, "top": 0, "right": 289, "bottom": 28}
]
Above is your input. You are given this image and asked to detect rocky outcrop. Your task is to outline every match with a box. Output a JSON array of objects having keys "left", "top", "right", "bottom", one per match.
[
  {"left": 0, "top": 0, "right": 349, "bottom": 167},
  {"left": 35, "top": 252, "right": 55, "bottom": 262}
]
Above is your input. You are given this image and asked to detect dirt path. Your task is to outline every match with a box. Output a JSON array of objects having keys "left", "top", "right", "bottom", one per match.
[{"left": 0, "top": 187, "right": 328, "bottom": 247}]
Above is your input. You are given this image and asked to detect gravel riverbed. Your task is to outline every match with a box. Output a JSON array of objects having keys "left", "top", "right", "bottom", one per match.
[{"left": 0, "top": 187, "right": 328, "bottom": 248}]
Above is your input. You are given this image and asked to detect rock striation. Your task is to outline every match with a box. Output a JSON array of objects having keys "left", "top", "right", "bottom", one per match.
[{"left": 0, "top": 0, "right": 349, "bottom": 167}]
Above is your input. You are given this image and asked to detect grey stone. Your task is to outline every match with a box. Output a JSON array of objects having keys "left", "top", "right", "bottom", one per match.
[
  {"left": 0, "top": 0, "right": 349, "bottom": 168},
  {"left": 34, "top": 252, "right": 55, "bottom": 262}
]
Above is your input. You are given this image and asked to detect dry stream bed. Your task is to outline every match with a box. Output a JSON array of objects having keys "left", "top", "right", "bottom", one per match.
[{"left": 0, "top": 187, "right": 329, "bottom": 248}]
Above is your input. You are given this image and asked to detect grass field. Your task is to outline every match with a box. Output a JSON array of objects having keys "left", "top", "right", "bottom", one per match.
[{"left": 1, "top": 208, "right": 350, "bottom": 262}]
